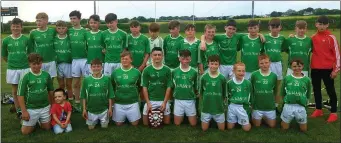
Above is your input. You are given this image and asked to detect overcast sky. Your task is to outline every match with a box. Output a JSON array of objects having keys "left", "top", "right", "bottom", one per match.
[{"left": 1, "top": 1, "right": 340, "bottom": 22}]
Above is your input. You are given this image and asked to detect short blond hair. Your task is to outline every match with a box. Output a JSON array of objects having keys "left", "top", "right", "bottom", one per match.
[
  {"left": 55, "top": 20, "right": 67, "bottom": 27},
  {"left": 233, "top": 62, "right": 245, "bottom": 70},
  {"left": 36, "top": 12, "right": 49, "bottom": 20},
  {"left": 295, "top": 20, "right": 307, "bottom": 29},
  {"left": 204, "top": 24, "right": 216, "bottom": 32}
]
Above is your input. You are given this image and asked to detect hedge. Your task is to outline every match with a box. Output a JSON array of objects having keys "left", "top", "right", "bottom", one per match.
[{"left": 2, "top": 15, "right": 340, "bottom": 34}]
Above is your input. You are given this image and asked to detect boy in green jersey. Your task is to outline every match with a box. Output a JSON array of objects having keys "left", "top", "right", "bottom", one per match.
[
  {"left": 69, "top": 10, "right": 87, "bottom": 105},
  {"left": 102, "top": 13, "right": 128, "bottom": 76},
  {"left": 198, "top": 24, "right": 219, "bottom": 74},
  {"left": 54, "top": 20, "right": 73, "bottom": 100},
  {"left": 2, "top": 18, "right": 30, "bottom": 116},
  {"left": 81, "top": 58, "right": 114, "bottom": 130},
  {"left": 250, "top": 54, "right": 277, "bottom": 128},
  {"left": 284, "top": 20, "right": 312, "bottom": 77},
  {"left": 29, "top": 12, "right": 57, "bottom": 78},
  {"left": 180, "top": 24, "right": 200, "bottom": 70},
  {"left": 280, "top": 59, "right": 311, "bottom": 132},
  {"left": 238, "top": 20, "right": 264, "bottom": 80},
  {"left": 147, "top": 22, "right": 164, "bottom": 66},
  {"left": 111, "top": 50, "right": 141, "bottom": 126},
  {"left": 172, "top": 50, "right": 198, "bottom": 126},
  {"left": 85, "top": 14, "right": 105, "bottom": 76},
  {"left": 18, "top": 53, "right": 54, "bottom": 135},
  {"left": 163, "top": 20, "right": 184, "bottom": 70},
  {"left": 226, "top": 62, "right": 252, "bottom": 132},
  {"left": 142, "top": 47, "right": 172, "bottom": 126},
  {"left": 127, "top": 20, "right": 150, "bottom": 72},
  {"left": 200, "top": 55, "right": 226, "bottom": 131}
]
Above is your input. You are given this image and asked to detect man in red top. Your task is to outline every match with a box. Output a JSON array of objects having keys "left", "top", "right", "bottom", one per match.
[{"left": 310, "top": 15, "right": 340, "bottom": 123}]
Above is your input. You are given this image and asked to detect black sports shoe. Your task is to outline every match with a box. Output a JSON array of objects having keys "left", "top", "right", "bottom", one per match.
[
  {"left": 307, "top": 102, "right": 316, "bottom": 109},
  {"left": 17, "top": 109, "right": 22, "bottom": 119}
]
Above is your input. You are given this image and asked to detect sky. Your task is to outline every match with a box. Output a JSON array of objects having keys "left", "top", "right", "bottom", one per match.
[{"left": 1, "top": 1, "right": 340, "bottom": 22}]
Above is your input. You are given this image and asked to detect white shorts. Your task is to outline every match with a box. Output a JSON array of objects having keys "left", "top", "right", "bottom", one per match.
[
  {"left": 143, "top": 101, "right": 171, "bottom": 116},
  {"left": 227, "top": 103, "right": 250, "bottom": 125},
  {"left": 42, "top": 61, "right": 57, "bottom": 78},
  {"left": 280, "top": 104, "right": 307, "bottom": 124},
  {"left": 6, "top": 68, "right": 30, "bottom": 84},
  {"left": 113, "top": 102, "right": 141, "bottom": 123},
  {"left": 201, "top": 112, "right": 225, "bottom": 123},
  {"left": 72, "top": 59, "right": 88, "bottom": 78},
  {"left": 286, "top": 68, "right": 309, "bottom": 77},
  {"left": 270, "top": 62, "right": 283, "bottom": 80},
  {"left": 219, "top": 65, "right": 234, "bottom": 79},
  {"left": 104, "top": 63, "right": 120, "bottom": 76},
  {"left": 57, "top": 63, "right": 72, "bottom": 78},
  {"left": 22, "top": 105, "right": 51, "bottom": 126},
  {"left": 173, "top": 99, "right": 196, "bottom": 117},
  {"left": 252, "top": 110, "right": 276, "bottom": 120},
  {"left": 245, "top": 72, "right": 252, "bottom": 80},
  {"left": 86, "top": 109, "right": 109, "bottom": 126}
]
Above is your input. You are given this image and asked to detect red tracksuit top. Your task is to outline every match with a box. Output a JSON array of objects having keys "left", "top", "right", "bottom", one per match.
[{"left": 311, "top": 30, "right": 340, "bottom": 73}]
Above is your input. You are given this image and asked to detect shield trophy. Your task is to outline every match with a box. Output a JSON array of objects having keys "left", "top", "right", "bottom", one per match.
[{"left": 148, "top": 109, "right": 164, "bottom": 128}]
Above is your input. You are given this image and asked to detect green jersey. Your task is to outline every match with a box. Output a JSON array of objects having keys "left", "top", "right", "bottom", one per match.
[
  {"left": 29, "top": 28, "right": 56, "bottom": 63},
  {"left": 284, "top": 35, "right": 313, "bottom": 71},
  {"left": 54, "top": 35, "right": 72, "bottom": 64},
  {"left": 250, "top": 70, "right": 277, "bottom": 111},
  {"left": 2, "top": 35, "right": 30, "bottom": 69},
  {"left": 85, "top": 30, "right": 105, "bottom": 63},
  {"left": 214, "top": 33, "right": 244, "bottom": 65},
  {"left": 163, "top": 34, "right": 184, "bottom": 69},
  {"left": 281, "top": 74, "right": 312, "bottom": 107},
  {"left": 141, "top": 64, "right": 172, "bottom": 101},
  {"left": 179, "top": 38, "right": 200, "bottom": 68},
  {"left": 127, "top": 34, "right": 151, "bottom": 68},
  {"left": 18, "top": 70, "right": 54, "bottom": 109},
  {"left": 239, "top": 35, "right": 264, "bottom": 72},
  {"left": 199, "top": 41, "right": 219, "bottom": 70},
  {"left": 172, "top": 67, "right": 198, "bottom": 100},
  {"left": 80, "top": 75, "right": 114, "bottom": 114},
  {"left": 227, "top": 77, "right": 252, "bottom": 105},
  {"left": 200, "top": 72, "right": 226, "bottom": 114},
  {"left": 111, "top": 67, "right": 141, "bottom": 104},
  {"left": 68, "top": 27, "right": 87, "bottom": 59},
  {"left": 148, "top": 36, "right": 164, "bottom": 65},
  {"left": 102, "top": 29, "right": 128, "bottom": 63},
  {"left": 263, "top": 33, "right": 286, "bottom": 62}
]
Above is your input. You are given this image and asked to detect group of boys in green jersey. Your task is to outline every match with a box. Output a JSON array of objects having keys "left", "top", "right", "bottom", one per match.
[{"left": 2, "top": 11, "right": 336, "bottom": 135}]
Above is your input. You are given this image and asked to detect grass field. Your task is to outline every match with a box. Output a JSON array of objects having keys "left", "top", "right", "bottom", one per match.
[{"left": 1, "top": 30, "right": 340, "bottom": 142}]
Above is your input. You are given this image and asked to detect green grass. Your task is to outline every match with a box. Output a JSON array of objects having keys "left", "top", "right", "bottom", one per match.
[{"left": 1, "top": 30, "right": 340, "bottom": 142}]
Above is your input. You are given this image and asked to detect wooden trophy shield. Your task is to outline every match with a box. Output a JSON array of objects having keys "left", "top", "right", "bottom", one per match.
[{"left": 148, "top": 109, "right": 164, "bottom": 128}]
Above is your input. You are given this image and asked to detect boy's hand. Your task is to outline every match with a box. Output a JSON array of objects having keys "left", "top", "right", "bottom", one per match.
[
  {"left": 21, "top": 111, "right": 30, "bottom": 121},
  {"left": 288, "top": 34, "right": 295, "bottom": 38},
  {"left": 200, "top": 42, "right": 207, "bottom": 51},
  {"left": 199, "top": 69, "right": 204, "bottom": 75},
  {"left": 61, "top": 123, "right": 67, "bottom": 129},
  {"left": 258, "top": 33, "right": 266, "bottom": 43},
  {"left": 147, "top": 102, "right": 152, "bottom": 112},
  {"left": 108, "top": 108, "right": 113, "bottom": 118},
  {"left": 102, "top": 49, "right": 106, "bottom": 54},
  {"left": 330, "top": 71, "right": 338, "bottom": 79},
  {"left": 82, "top": 110, "right": 88, "bottom": 120},
  {"left": 138, "top": 65, "right": 145, "bottom": 72},
  {"left": 159, "top": 102, "right": 166, "bottom": 111}
]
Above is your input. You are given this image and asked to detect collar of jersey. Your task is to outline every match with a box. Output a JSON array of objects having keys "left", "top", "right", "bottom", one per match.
[
  {"left": 108, "top": 28, "right": 118, "bottom": 34},
  {"left": 57, "top": 34, "right": 68, "bottom": 39},
  {"left": 152, "top": 63, "right": 163, "bottom": 70},
  {"left": 290, "top": 74, "right": 304, "bottom": 79},
  {"left": 170, "top": 34, "right": 181, "bottom": 39},
  {"left": 233, "top": 77, "right": 244, "bottom": 84},
  {"left": 259, "top": 69, "right": 271, "bottom": 76},
  {"left": 294, "top": 35, "right": 306, "bottom": 40},
  {"left": 149, "top": 36, "right": 160, "bottom": 41},
  {"left": 37, "top": 28, "right": 48, "bottom": 32},
  {"left": 208, "top": 71, "right": 220, "bottom": 78},
  {"left": 184, "top": 38, "right": 198, "bottom": 45},
  {"left": 72, "top": 27, "right": 83, "bottom": 30},
  {"left": 90, "top": 30, "right": 100, "bottom": 34},
  {"left": 268, "top": 33, "right": 280, "bottom": 38},
  {"left": 225, "top": 33, "right": 234, "bottom": 38},
  {"left": 205, "top": 40, "right": 214, "bottom": 45},
  {"left": 91, "top": 74, "right": 104, "bottom": 79},
  {"left": 180, "top": 65, "right": 191, "bottom": 72},
  {"left": 30, "top": 69, "right": 42, "bottom": 76},
  {"left": 10, "top": 34, "right": 23, "bottom": 40},
  {"left": 247, "top": 34, "right": 259, "bottom": 40},
  {"left": 121, "top": 66, "right": 133, "bottom": 72},
  {"left": 131, "top": 33, "right": 141, "bottom": 39}
]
